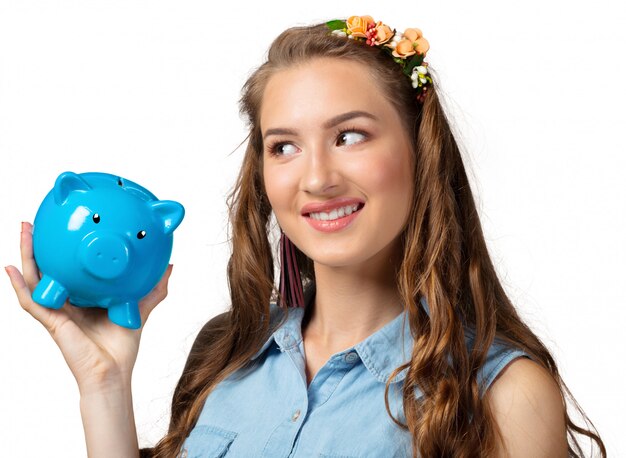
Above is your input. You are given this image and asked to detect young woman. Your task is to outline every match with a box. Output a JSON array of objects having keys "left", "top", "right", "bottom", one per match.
[{"left": 6, "top": 16, "right": 605, "bottom": 458}]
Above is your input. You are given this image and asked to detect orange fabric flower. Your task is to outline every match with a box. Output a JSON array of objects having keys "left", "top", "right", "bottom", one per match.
[
  {"left": 392, "top": 39, "right": 416, "bottom": 58},
  {"left": 403, "top": 28, "right": 430, "bottom": 55},
  {"left": 414, "top": 37, "right": 430, "bottom": 54},
  {"left": 346, "top": 15, "right": 375, "bottom": 38},
  {"left": 403, "top": 28, "right": 423, "bottom": 42},
  {"left": 373, "top": 21, "right": 394, "bottom": 45}
]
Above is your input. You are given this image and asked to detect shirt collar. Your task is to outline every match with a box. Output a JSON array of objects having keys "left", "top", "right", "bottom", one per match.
[{"left": 250, "top": 287, "right": 430, "bottom": 385}]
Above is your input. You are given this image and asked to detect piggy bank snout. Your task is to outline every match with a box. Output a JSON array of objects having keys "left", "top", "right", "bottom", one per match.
[{"left": 79, "top": 232, "right": 130, "bottom": 280}]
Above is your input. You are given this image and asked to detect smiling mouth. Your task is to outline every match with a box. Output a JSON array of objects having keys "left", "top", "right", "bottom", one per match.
[{"left": 304, "top": 203, "right": 365, "bottom": 220}]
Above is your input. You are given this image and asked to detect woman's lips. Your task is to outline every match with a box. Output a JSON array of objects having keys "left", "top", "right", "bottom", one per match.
[{"left": 303, "top": 203, "right": 364, "bottom": 233}]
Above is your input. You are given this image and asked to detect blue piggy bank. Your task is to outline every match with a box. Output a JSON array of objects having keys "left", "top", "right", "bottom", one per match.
[{"left": 31, "top": 171, "right": 184, "bottom": 329}]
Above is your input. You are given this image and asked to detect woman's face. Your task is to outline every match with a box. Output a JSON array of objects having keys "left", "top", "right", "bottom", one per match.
[{"left": 261, "top": 57, "right": 414, "bottom": 269}]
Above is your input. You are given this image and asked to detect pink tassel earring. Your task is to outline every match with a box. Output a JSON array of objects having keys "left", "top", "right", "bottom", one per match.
[{"left": 279, "top": 229, "right": 305, "bottom": 308}]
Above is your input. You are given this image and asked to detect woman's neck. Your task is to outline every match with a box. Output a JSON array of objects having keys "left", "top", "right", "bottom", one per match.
[{"left": 301, "top": 239, "right": 405, "bottom": 351}]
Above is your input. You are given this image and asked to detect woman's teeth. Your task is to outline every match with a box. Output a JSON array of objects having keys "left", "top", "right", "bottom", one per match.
[{"left": 309, "top": 204, "right": 360, "bottom": 221}]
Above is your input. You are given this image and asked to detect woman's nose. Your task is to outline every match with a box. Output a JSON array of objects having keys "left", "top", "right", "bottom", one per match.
[{"left": 300, "top": 142, "right": 340, "bottom": 195}]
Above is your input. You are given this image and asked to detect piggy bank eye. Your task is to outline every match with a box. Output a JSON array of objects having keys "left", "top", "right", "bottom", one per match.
[
  {"left": 137, "top": 230, "right": 146, "bottom": 239},
  {"left": 93, "top": 213, "right": 101, "bottom": 224}
]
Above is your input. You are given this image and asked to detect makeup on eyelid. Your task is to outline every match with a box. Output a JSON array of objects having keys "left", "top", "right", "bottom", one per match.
[{"left": 265, "top": 126, "right": 369, "bottom": 156}]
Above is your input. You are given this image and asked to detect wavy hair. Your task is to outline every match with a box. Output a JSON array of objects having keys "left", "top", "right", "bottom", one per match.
[{"left": 140, "top": 22, "right": 605, "bottom": 457}]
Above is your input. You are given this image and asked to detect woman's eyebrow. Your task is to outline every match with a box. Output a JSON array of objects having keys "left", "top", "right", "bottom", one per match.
[
  {"left": 321, "top": 110, "right": 379, "bottom": 129},
  {"left": 263, "top": 110, "right": 378, "bottom": 141}
]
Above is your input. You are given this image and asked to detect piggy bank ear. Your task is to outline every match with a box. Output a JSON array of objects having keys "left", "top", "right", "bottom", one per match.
[
  {"left": 53, "top": 171, "right": 92, "bottom": 205},
  {"left": 149, "top": 200, "right": 185, "bottom": 234}
]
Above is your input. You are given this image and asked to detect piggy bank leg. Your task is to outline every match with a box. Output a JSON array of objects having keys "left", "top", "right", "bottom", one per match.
[
  {"left": 32, "top": 275, "right": 69, "bottom": 309},
  {"left": 107, "top": 301, "right": 141, "bottom": 330}
]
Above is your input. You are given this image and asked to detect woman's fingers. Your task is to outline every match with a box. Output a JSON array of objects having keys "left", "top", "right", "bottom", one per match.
[
  {"left": 11, "top": 219, "right": 174, "bottom": 333},
  {"left": 5, "top": 264, "right": 67, "bottom": 333},
  {"left": 9, "top": 221, "right": 74, "bottom": 337},
  {"left": 138, "top": 264, "right": 173, "bottom": 325},
  {"left": 20, "top": 222, "right": 42, "bottom": 291}
]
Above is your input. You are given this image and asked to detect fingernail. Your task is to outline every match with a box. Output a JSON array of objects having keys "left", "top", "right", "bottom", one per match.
[
  {"left": 21, "top": 222, "right": 25, "bottom": 232},
  {"left": 4, "top": 266, "right": 10, "bottom": 275}
]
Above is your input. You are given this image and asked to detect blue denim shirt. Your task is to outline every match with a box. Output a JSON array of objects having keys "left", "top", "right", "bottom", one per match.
[{"left": 180, "top": 291, "right": 528, "bottom": 457}]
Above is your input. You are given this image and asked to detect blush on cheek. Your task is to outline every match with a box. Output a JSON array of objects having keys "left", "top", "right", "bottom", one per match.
[
  {"left": 359, "top": 155, "right": 407, "bottom": 191},
  {"left": 263, "top": 166, "right": 297, "bottom": 211},
  {"left": 363, "top": 155, "right": 414, "bottom": 218}
]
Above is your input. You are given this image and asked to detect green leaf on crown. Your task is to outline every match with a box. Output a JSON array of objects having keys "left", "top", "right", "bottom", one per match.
[
  {"left": 326, "top": 20, "right": 347, "bottom": 30},
  {"left": 402, "top": 54, "right": 425, "bottom": 77}
]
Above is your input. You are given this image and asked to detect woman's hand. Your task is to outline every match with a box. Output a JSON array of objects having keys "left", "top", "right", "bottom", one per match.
[{"left": 5, "top": 222, "right": 173, "bottom": 396}]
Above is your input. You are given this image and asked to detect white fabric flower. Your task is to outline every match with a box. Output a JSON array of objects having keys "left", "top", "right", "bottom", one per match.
[
  {"left": 410, "top": 66, "right": 429, "bottom": 88},
  {"left": 331, "top": 30, "right": 347, "bottom": 37}
]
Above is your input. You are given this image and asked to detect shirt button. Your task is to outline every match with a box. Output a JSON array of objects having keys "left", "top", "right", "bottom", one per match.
[
  {"left": 291, "top": 409, "right": 301, "bottom": 421},
  {"left": 344, "top": 352, "right": 358, "bottom": 363}
]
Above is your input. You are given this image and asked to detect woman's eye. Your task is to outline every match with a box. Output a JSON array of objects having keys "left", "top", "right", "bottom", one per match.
[
  {"left": 272, "top": 143, "right": 298, "bottom": 156},
  {"left": 337, "top": 131, "right": 366, "bottom": 146}
]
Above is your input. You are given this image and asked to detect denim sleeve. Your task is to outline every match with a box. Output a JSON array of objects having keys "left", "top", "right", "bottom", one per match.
[{"left": 477, "top": 342, "right": 530, "bottom": 397}]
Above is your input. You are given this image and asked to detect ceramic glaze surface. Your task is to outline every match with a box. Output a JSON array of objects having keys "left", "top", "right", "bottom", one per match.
[{"left": 31, "top": 171, "right": 184, "bottom": 329}]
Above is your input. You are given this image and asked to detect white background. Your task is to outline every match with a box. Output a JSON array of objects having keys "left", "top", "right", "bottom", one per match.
[{"left": 1, "top": 1, "right": 624, "bottom": 456}]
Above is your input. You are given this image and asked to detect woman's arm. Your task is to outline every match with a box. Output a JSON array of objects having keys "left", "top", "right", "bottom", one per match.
[
  {"left": 79, "top": 380, "right": 139, "bottom": 458},
  {"left": 486, "top": 357, "right": 568, "bottom": 457},
  {"left": 5, "top": 222, "right": 173, "bottom": 458}
]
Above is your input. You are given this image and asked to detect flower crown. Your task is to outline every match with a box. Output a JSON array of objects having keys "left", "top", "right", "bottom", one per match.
[{"left": 326, "top": 15, "right": 432, "bottom": 104}]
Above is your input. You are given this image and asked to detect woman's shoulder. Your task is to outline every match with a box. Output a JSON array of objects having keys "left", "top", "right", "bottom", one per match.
[
  {"left": 194, "top": 310, "right": 231, "bottom": 343},
  {"left": 185, "top": 310, "right": 231, "bottom": 364},
  {"left": 465, "top": 329, "right": 530, "bottom": 397},
  {"left": 190, "top": 303, "right": 284, "bottom": 354},
  {"left": 485, "top": 356, "right": 568, "bottom": 455}
]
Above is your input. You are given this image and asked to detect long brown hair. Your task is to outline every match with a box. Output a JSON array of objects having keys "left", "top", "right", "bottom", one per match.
[{"left": 141, "top": 22, "right": 605, "bottom": 457}]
